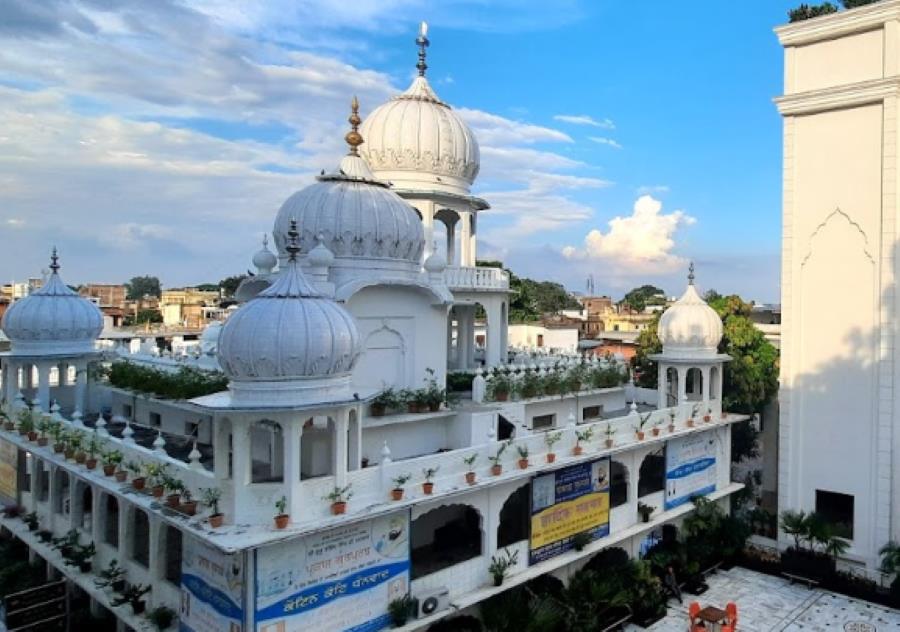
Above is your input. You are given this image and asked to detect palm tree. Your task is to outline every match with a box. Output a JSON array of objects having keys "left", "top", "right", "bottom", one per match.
[
  {"left": 879, "top": 541, "right": 900, "bottom": 574},
  {"left": 825, "top": 535, "right": 850, "bottom": 561},
  {"left": 805, "top": 513, "right": 830, "bottom": 553},
  {"left": 780, "top": 510, "right": 808, "bottom": 551}
]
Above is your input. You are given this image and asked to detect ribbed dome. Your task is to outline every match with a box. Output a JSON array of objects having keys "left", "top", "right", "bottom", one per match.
[
  {"left": 359, "top": 75, "right": 480, "bottom": 195},
  {"left": 251, "top": 235, "right": 277, "bottom": 274},
  {"left": 272, "top": 154, "right": 425, "bottom": 268},
  {"left": 657, "top": 280, "right": 723, "bottom": 358},
  {"left": 1, "top": 250, "right": 103, "bottom": 356},
  {"left": 217, "top": 225, "right": 361, "bottom": 403}
]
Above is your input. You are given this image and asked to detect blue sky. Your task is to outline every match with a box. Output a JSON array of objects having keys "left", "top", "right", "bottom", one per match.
[{"left": 0, "top": 0, "right": 802, "bottom": 302}]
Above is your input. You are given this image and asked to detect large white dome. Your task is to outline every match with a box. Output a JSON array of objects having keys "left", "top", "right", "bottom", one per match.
[
  {"left": 217, "top": 223, "right": 361, "bottom": 404},
  {"left": 657, "top": 278, "right": 723, "bottom": 358},
  {"left": 1, "top": 250, "right": 103, "bottom": 356}
]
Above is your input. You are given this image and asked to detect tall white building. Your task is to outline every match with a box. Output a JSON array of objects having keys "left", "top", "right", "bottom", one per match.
[{"left": 776, "top": 0, "right": 900, "bottom": 571}]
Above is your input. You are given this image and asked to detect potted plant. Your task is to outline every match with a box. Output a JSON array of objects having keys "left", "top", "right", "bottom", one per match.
[
  {"left": 148, "top": 605, "right": 176, "bottom": 631},
  {"left": 489, "top": 548, "right": 519, "bottom": 587},
  {"left": 423, "top": 368, "right": 445, "bottom": 412},
  {"left": 463, "top": 454, "right": 478, "bottom": 485},
  {"left": 37, "top": 529, "right": 52, "bottom": 543},
  {"left": 50, "top": 423, "right": 66, "bottom": 453},
  {"left": 489, "top": 442, "right": 508, "bottom": 476},
  {"left": 201, "top": 487, "right": 223, "bottom": 527},
  {"left": 84, "top": 433, "right": 102, "bottom": 470},
  {"left": 274, "top": 496, "right": 289, "bottom": 529},
  {"left": 70, "top": 432, "right": 85, "bottom": 463},
  {"left": 574, "top": 427, "right": 593, "bottom": 456},
  {"left": 650, "top": 418, "right": 662, "bottom": 438},
  {"left": 422, "top": 467, "right": 439, "bottom": 495},
  {"left": 51, "top": 529, "right": 79, "bottom": 557},
  {"left": 667, "top": 410, "right": 676, "bottom": 433},
  {"left": 112, "top": 583, "right": 151, "bottom": 615},
  {"left": 180, "top": 488, "right": 197, "bottom": 516},
  {"left": 102, "top": 449, "right": 123, "bottom": 477},
  {"left": 634, "top": 412, "right": 652, "bottom": 440},
  {"left": 545, "top": 431, "right": 562, "bottom": 463},
  {"left": 387, "top": 595, "right": 416, "bottom": 627},
  {"left": 94, "top": 559, "right": 127, "bottom": 593},
  {"left": 638, "top": 501, "right": 655, "bottom": 523},
  {"left": 17, "top": 409, "right": 34, "bottom": 439},
  {"left": 324, "top": 484, "right": 352, "bottom": 515},
  {"left": 23, "top": 511, "right": 38, "bottom": 531},
  {"left": 488, "top": 372, "right": 513, "bottom": 402},
  {"left": 572, "top": 530, "right": 592, "bottom": 552},
  {"left": 127, "top": 461, "right": 145, "bottom": 489},
  {"left": 36, "top": 418, "right": 50, "bottom": 447},
  {"left": 704, "top": 406, "right": 712, "bottom": 423},
  {"left": 519, "top": 371, "right": 541, "bottom": 399},
  {"left": 604, "top": 423, "right": 615, "bottom": 448},
  {"left": 688, "top": 404, "right": 699, "bottom": 427},
  {"left": 391, "top": 474, "right": 411, "bottom": 501},
  {"left": 66, "top": 542, "right": 96, "bottom": 573},
  {"left": 370, "top": 388, "right": 398, "bottom": 417},
  {"left": 145, "top": 463, "right": 167, "bottom": 497},
  {"left": 1, "top": 410, "right": 13, "bottom": 431},
  {"left": 164, "top": 475, "right": 184, "bottom": 508},
  {"left": 516, "top": 444, "right": 530, "bottom": 469}
]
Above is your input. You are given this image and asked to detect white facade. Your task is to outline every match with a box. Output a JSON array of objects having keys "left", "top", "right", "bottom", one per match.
[{"left": 776, "top": 1, "right": 900, "bottom": 570}]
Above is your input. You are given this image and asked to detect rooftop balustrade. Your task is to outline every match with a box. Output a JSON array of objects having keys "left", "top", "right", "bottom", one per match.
[{"left": 444, "top": 265, "right": 510, "bottom": 291}]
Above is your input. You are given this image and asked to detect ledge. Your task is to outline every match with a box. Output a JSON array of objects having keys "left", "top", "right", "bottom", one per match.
[
  {"left": 363, "top": 408, "right": 456, "bottom": 429},
  {"left": 775, "top": 77, "right": 900, "bottom": 115},
  {"left": 774, "top": 0, "right": 900, "bottom": 45}
]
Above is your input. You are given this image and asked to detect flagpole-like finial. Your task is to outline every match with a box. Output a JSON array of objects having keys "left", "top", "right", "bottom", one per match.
[
  {"left": 344, "top": 95, "right": 364, "bottom": 156},
  {"left": 49, "top": 247, "right": 60, "bottom": 274},
  {"left": 688, "top": 261, "right": 695, "bottom": 285},
  {"left": 286, "top": 219, "right": 301, "bottom": 262},
  {"left": 416, "top": 21, "right": 430, "bottom": 77}
]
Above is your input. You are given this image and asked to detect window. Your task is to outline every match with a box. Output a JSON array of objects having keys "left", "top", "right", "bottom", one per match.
[
  {"left": 537, "top": 334, "right": 544, "bottom": 347},
  {"left": 132, "top": 510, "right": 150, "bottom": 567},
  {"left": 610, "top": 461, "right": 628, "bottom": 508},
  {"left": 498, "top": 485, "right": 530, "bottom": 547},
  {"left": 532, "top": 414, "right": 555, "bottom": 430},
  {"left": 638, "top": 448, "right": 665, "bottom": 498},
  {"left": 164, "top": 526, "right": 183, "bottom": 584},
  {"left": 251, "top": 420, "right": 284, "bottom": 483},
  {"left": 122, "top": 404, "right": 133, "bottom": 419},
  {"left": 38, "top": 463, "right": 50, "bottom": 502},
  {"left": 582, "top": 405, "right": 603, "bottom": 421},
  {"left": 816, "top": 490, "right": 854, "bottom": 540},
  {"left": 104, "top": 495, "right": 119, "bottom": 547},
  {"left": 411, "top": 505, "right": 481, "bottom": 579},
  {"left": 149, "top": 412, "right": 161, "bottom": 427},
  {"left": 184, "top": 420, "right": 200, "bottom": 438}
]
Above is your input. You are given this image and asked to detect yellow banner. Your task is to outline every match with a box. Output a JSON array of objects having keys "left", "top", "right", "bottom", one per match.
[
  {"left": 530, "top": 491, "right": 609, "bottom": 550},
  {"left": 0, "top": 439, "right": 17, "bottom": 501}
]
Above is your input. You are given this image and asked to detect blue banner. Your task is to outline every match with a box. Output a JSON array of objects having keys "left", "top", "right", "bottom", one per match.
[
  {"left": 182, "top": 573, "right": 243, "bottom": 621},
  {"left": 665, "top": 432, "right": 717, "bottom": 510}
]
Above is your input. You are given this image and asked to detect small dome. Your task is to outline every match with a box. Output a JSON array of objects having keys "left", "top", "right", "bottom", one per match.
[
  {"left": 199, "top": 321, "right": 223, "bottom": 355},
  {"left": 359, "top": 26, "right": 479, "bottom": 195},
  {"left": 657, "top": 270, "right": 723, "bottom": 358},
  {"left": 1, "top": 249, "right": 103, "bottom": 356},
  {"left": 424, "top": 247, "right": 447, "bottom": 273},
  {"left": 308, "top": 236, "right": 335, "bottom": 268},
  {"left": 252, "top": 235, "right": 277, "bottom": 274},
  {"left": 218, "top": 222, "right": 361, "bottom": 403}
]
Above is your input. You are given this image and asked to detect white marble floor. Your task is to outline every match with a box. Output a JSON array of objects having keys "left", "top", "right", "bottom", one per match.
[{"left": 626, "top": 566, "right": 900, "bottom": 631}]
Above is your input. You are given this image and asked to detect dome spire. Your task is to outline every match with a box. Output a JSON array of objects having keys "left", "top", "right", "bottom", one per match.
[
  {"left": 344, "top": 96, "right": 364, "bottom": 156},
  {"left": 416, "top": 21, "right": 429, "bottom": 77},
  {"left": 688, "top": 261, "right": 695, "bottom": 285},
  {"left": 49, "top": 246, "right": 60, "bottom": 274},
  {"left": 285, "top": 218, "right": 301, "bottom": 262}
]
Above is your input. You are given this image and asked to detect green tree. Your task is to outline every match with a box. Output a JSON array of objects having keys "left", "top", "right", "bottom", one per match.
[
  {"left": 789, "top": 3, "right": 838, "bottom": 22},
  {"left": 123, "top": 309, "right": 162, "bottom": 326},
  {"left": 619, "top": 285, "right": 665, "bottom": 313},
  {"left": 841, "top": 0, "right": 880, "bottom": 8},
  {"left": 125, "top": 276, "right": 161, "bottom": 299},
  {"left": 632, "top": 315, "right": 662, "bottom": 388},
  {"left": 780, "top": 509, "right": 808, "bottom": 551},
  {"left": 477, "top": 260, "right": 579, "bottom": 322},
  {"left": 219, "top": 275, "right": 248, "bottom": 298},
  {"left": 195, "top": 283, "right": 219, "bottom": 292}
]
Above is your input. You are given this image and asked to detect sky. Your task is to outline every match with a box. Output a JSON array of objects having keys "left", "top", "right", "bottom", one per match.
[{"left": 0, "top": 0, "right": 801, "bottom": 303}]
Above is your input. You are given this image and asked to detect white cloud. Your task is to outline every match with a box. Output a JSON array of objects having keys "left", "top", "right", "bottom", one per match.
[
  {"left": 458, "top": 109, "right": 572, "bottom": 145},
  {"left": 562, "top": 195, "right": 695, "bottom": 273},
  {"left": 637, "top": 184, "right": 670, "bottom": 195},
  {"left": 588, "top": 136, "right": 622, "bottom": 149},
  {"left": 553, "top": 114, "right": 615, "bottom": 129}
]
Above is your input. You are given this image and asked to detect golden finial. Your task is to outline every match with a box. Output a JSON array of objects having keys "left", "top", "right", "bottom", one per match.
[{"left": 344, "top": 96, "right": 363, "bottom": 155}]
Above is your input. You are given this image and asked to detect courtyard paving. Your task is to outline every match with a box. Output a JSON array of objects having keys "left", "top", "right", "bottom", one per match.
[{"left": 626, "top": 566, "right": 900, "bottom": 631}]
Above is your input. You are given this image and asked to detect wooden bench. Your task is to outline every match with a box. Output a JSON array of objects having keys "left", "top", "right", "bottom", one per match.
[
  {"left": 598, "top": 612, "right": 631, "bottom": 632},
  {"left": 701, "top": 561, "right": 722, "bottom": 578},
  {"left": 782, "top": 572, "right": 820, "bottom": 588}
]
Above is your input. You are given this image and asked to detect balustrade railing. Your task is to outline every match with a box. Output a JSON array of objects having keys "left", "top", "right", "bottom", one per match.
[{"left": 444, "top": 265, "right": 510, "bottom": 290}]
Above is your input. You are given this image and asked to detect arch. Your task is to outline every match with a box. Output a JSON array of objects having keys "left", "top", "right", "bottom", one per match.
[
  {"left": 301, "top": 416, "right": 334, "bottom": 479},
  {"left": 103, "top": 494, "right": 119, "bottom": 547},
  {"left": 74, "top": 481, "right": 92, "bottom": 531},
  {"left": 250, "top": 419, "right": 283, "bottom": 483},
  {"left": 161, "top": 525, "right": 183, "bottom": 585},
  {"left": 497, "top": 484, "right": 530, "bottom": 548},
  {"left": 411, "top": 504, "right": 482, "bottom": 579},
  {"left": 610, "top": 460, "right": 629, "bottom": 509},
  {"left": 355, "top": 323, "right": 407, "bottom": 390},
  {"left": 709, "top": 366, "right": 720, "bottom": 400},
  {"left": 53, "top": 469, "right": 70, "bottom": 516},
  {"left": 638, "top": 448, "right": 666, "bottom": 498},
  {"left": 801, "top": 208, "right": 873, "bottom": 267},
  {"left": 584, "top": 546, "right": 630, "bottom": 574},
  {"left": 665, "top": 367, "right": 678, "bottom": 407},
  {"left": 498, "top": 415, "right": 515, "bottom": 441},
  {"left": 131, "top": 508, "right": 150, "bottom": 567},
  {"left": 686, "top": 368, "right": 703, "bottom": 401}
]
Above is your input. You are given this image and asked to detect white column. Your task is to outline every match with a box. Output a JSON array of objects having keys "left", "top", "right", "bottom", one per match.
[
  {"left": 658, "top": 363, "right": 668, "bottom": 409},
  {"left": 701, "top": 366, "right": 711, "bottom": 406},
  {"left": 458, "top": 309, "right": 472, "bottom": 370},
  {"left": 459, "top": 211, "right": 472, "bottom": 267},
  {"left": 676, "top": 366, "right": 687, "bottom": 403},
  {"left": 74, "top": 361, "right": 87, "bottom": 414},
  {"left": 147, "top": 517, "right": 163, "bottom": 584},
  {"left": 469, "top": 213, "right": 478, "bottom": 265},
  {"left": 334, "top": 408, "right": 350, "bottom": 487},
  {"left": 284, "top": 420, "right": 302, "bottom": 515},
  {"left": 446, "top": 217, "right": 458, "bottom": 266},
  {"left": 37, "top": 363, "right": 51, "bottom": 412},
  {"left": 485, "top": 301, "right": 502, "bottom": 367},
  {"left": 91, "top": 486, "right": 103, "bottom": 548},
  {"left": 421, "top": 202, "right": 435, "bottom": 261},
  {"left": 348, "top": 409, "right": 361, "bottom": 471},
  {"left": 1, "top": 361, "right": 12, "bottom": 405}
]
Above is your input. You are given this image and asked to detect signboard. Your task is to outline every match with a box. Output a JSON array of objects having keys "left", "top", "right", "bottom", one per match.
[
  {"left": 255, "top": 512, "right": 410, "bottom": 632},
  {"left": 665, "top": 431, "right": 717, "bottom": 510},
  {"left": 0, "top": 438, "right": 18, "bottom": 503},
  {"left": 530, "top": 458, "right": 610, "bottom": 564},
  {"left": 2, "top": 580, "right": 66, "bottom": 631},
  {"left": 180, "top": 535, "right": 245, "bottom": 632}
]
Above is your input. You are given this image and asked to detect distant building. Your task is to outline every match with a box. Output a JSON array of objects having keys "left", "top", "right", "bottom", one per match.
[
  {"left": 160, "top": 288, "right": 220, "bottom": 328},
  {"left": 79, "top": 283, "right": 126, "bottom": 309}
]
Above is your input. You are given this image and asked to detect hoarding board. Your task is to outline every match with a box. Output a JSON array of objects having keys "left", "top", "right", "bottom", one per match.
[
  {"left": 180, "top": 535, "right": 245, "bottom": 632},
  {"left": 2, "top": 580, "right": 66, "bottom": 632},
  {"left": 255, "top": 512, "right": 410, "bottom": 632},
  {"left": 530, "top": 458, "right": 610, "bottom": 564},
  {"left": 0, "top": 438, "right": 18, "bottom": 503},
  {"left": 664, "top": 431, "right": 717, "bottom": 510}
]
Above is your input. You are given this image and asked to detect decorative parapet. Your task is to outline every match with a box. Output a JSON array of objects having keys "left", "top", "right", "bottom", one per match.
[{"left": 444, "top": 265, "right": 510, "bottom": 291}]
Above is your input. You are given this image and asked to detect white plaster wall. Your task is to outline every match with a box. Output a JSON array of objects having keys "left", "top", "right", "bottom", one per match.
[
  {"left": 791, "top": 28, "right": 884, "bottom": 94},
  {"left": 507, "top": 324, "right": 578, "bottom": 352},
  {"left": 108, "top": 388, "right": 213, "bottom": 443}
]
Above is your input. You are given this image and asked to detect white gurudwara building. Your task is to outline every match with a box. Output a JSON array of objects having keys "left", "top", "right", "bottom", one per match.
[{"left": 0, "top": 24, "right": 746, "bottom": 632}]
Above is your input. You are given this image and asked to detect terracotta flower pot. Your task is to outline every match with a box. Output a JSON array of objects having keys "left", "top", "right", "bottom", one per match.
[
  {"left": 180, "top": 500, "right": 198, "bottom": 516},
  {"left": 495, "top": 392, "right": 509, "bottom": 402},
  {"left": 407, "top": 403, "right": 422, "bottom": 414},
  {"left": 605, "top": 439, "right": 614, "bottom": 448},
  {"left": 74, "top": 452, "right": 86, "bottom": 464},
  {"left": 331, "top": 501, "right": 346, "bottom": 515},
  {"left": 687, "top": 419, "right": 695, "bottom": 428},
  {"left": 573, "top": 446, "right": 584, "bottom": 456},
  {"left": 491, "top": 464, "right": 502, "bottom": 476},
  {"left": 132, "top": 477, "right": 146, "bottom": 490},
  {"left": 546, "top": 453, "right": 556, "bottom": 464},
  {"left": 166, "top": 493, "right": 181, "bottom": 508},
  {"left": 370, "top": 403, "right": 386, "bottom": 417},
  {"left": 103, "top": 464, "right": 116, "bottom": 476},
  {"left": 37, "top": 438, "right": 48, "bottom": 447},
  {"left": 274, "top": 514, "right": 290, "bottom": 529},
  {"left": 2, "top": 422, "right": 13, "bottom": 431},
  {"left": 429, "top": 402, "right": 441, "bottom": 412},
  {"left": 151, "top": 485, "right": 165, "bottom": 498},
  {"left": 391, "top": 488, "right": 404, "bottom": 501},
  {"left": 651, "top": 428, "right": 660, "bottom": 437},
  {"left": 27, "top": 431, "right": 37, "bottom": 442},
  {"left": 703, "top": 415, "right": 711, "bottom": 423},
  {"left": 422, "top": 482, "right": 434, "bottom": 495},
  {"left": 517, "top": 458, "right": 529, "bottom": 469},
  {"left": 668, "top": 424, "right": 676, "bottom": 433},
  {"left": 115, "top": 470, "right": 128, "bottom": 483},
  {"left": 465, "top": 472, "right": 476, "bottom": 485},
  {"left": 208, "top": 513, "right": 224, "bottom": 528},
  {"left": 635, "top": 431, "right": 645, "bottom": 441},
  {"left": 53, "top": 443, "right": 64, "bottom": 454},
  {"left": 85, "top": 458, "right": 97, "bottom": 470}
]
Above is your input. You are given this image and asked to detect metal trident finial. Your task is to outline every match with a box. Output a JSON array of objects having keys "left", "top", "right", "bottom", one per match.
[
  {"left": 286, "top": 219, "right": 300, "bottom": 262},
  {"left": 344, "top": 96, "right": 363, "bottom": 156},
  {"left": 49, "top": 247, "right": 60, "bottom": 274},
  {"left": 416, "top": 21, "right": 429, "bottom": 77},
  {"left": 688, "top": 261, "right": 695, "bottom": 285}
]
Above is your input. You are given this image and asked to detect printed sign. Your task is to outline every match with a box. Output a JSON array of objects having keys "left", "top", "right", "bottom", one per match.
[
  {"left": 180, "top": 536, "right": 244, "bottom": 632},
  {"left": 0, "top": 438, "right": 17, "bottom": 503},
  {"left": 3, "top": 580, "right": 66, "bottom": 632},
  {"left": 665, "top": 431, "right": 717, "bottom": 510},
  {"left": 530, "top": 458, "right": 610, "bottom": 564},
  {"left": 255, "top": 512, "right": 410, "bottom": 632}
]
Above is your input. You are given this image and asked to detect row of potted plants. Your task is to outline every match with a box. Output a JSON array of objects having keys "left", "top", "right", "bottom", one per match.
[
  {"left": 632, "top": 405, "right": 717, "bottom": 440},
  {"left": 486, "top": 363, "right": 627, "bottom": 402},
  {"left": 371, "top": 369, "right": 454, "bottom": 416}
]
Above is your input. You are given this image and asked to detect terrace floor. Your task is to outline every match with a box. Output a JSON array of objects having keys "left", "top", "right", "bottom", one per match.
[{"left": 627, "top": 566, "right": 899, "bottom": 632}]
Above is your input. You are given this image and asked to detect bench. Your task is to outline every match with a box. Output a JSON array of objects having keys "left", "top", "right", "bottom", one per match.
[
  {"left": 701, "top": 561, "right": 722, "bottom": 578},
  {"left": 782, "top": 572, "right": 820, "bottom": 588},
  {"left": 599, "top": 612, "right": 631, "bottom": 632}
]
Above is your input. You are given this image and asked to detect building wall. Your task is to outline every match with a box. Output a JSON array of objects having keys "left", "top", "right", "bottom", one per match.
[{"left": 507, "top": 324, "right": 578, "bottom": 352}]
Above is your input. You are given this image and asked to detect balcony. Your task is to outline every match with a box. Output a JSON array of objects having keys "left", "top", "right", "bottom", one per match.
[{"left": 444, "top": 266, "right": 510, "bottom": 292}]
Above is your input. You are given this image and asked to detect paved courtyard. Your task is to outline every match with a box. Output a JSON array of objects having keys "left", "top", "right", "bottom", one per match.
[{"left": 626, "top": 566, "right": 900, "bottom": 631}]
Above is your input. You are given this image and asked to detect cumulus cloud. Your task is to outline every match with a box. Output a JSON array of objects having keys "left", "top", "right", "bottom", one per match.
[
  {"left": 588, "top": 136, "right": 622, "bottom": 149},
  {"left": 637, "top": 184, "right": 670, "bottom": 195},
  {"left": 562, "top": 195, "right": 695, "bottom": 273},
  {"left": 553, "top": 114, "right": 615, "bottom": 129},
  {"left": 458, "top": 109, "right": 572, "bottom": 145}
]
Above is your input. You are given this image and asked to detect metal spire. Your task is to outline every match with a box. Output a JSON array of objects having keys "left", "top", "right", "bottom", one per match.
[
  {"left": 49, "top": 247, "right": 60, "bottom": 274},
  {"left": 344, "top": 96, "right": 363, "bottom": 156},
  {"left": 286, "top": 219, "right": 301, "bottom": 263},
  {"left": 688, "top": 261, "right": 695, "bottom": 285},
  {"left": 262, "top": 233, "right": 269, "bottom": 248},
  {"left": 416, "top": 21, "right": 429, "bottom": 77}
]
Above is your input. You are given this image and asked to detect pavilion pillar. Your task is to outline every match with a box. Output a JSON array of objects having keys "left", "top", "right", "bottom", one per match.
[
  {"left": 460, "top": 211, "right": 472, "bottom": 267},
  {"left": 334, "top": 408, "right": 350, "bottom": 487},
  {"left": 676, "top": 366, "right": 687, "bottom": 404},
  {"left": 485, "top": 301, "right": 502, "bottom": 367},
  {"left": 37, "top": 363, "right": 51, "bottom": 412},
  {"left": 74, "top": 361, "right": 88, "bottom": 414},
  {"left": 658, "top": 363, "right": 668, "bottom": 410},
  {"left": 701, "top": 366, "right": 712, "bottom": 407},
  {"left": 283, "top": 420, "right": 303, "bottom": 515},
  {"left": 421, "top": 201, "right": 435, "bottom": 261},
  {"left": 446, "top": 217, "right": 458, "bottom": 266}
]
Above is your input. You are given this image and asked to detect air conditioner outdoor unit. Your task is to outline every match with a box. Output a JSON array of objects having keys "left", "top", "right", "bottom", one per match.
[{"left": 415, "top": 586, "right": 450, "bottom": 618}]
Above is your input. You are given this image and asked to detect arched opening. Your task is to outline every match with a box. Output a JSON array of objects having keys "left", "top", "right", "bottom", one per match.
[
  {"left": 301, "top": 417, "right": 334, "bottom": 479},
  {"left": 610, "top": 461, "right": 629, "bottom": 509},
  {"left": 665, "top": 367, "right": 678, "bottom": 406},
  {"left": 53, "top": 469, "right": 69, "bottom": 516},
  {"left": 162, "top": 525, "right": 183, "bottom": 585},
  {"left": 638, "top": 448, "right": 666, "bottom": 498},
  {"left": 710, "top": 366, "right": 720, "bottom": 400},
  {"left": 584, "top": 546, "right": 630, "bottom": 574},
  {"left": 104, "top": 495, "right": 119, "bottom": 548},
  {"left": 37, "top": 460, "right": 50, "bottom": 502},
  {"left": 686, "top": 368, "right": 703, "bottom": 401},
  {"left": 434, "top": 208, "right": 460, "bottom": 266},
  {"left": 355, "top": 325, "right": 406, "bottom": 390},
  {"left": 498, "top": 415, "right": 515, "bottom": 441},
  {"left": 411, "top": 504, "right": 482, "bottom": 579},
  {"left": 497, "top": 484, "right": 530, "bottom": 548},
  {"left": 250, "top": 419, "right": 283, "bottom": 483},
  {"left": 74, "top": 482, "right": 92, "bottom": 531},
  {"left": 348, "top": 409, "right": 361, "bottom": 471},
  {"left": 131, "top": 509, "right": 150, "bottom": 567}
]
